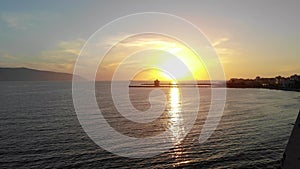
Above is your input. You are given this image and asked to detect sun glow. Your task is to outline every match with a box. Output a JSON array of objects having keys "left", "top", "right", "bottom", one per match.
[
  {"left": 133, "top": 69, "right": 175, "bottom": 82},
  {"left": 98, "top": 34, "right": 209, "bottom": 81},
  {"left": 171, "top": 81, "right": 177, "bottom": 85},
  {"left": 146, "top": 38, "right": 209, "bottom": 81}
]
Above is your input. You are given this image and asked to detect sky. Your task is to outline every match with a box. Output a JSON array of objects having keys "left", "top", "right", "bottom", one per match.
[{"left": 0, "top": 0, "right": 299, "bottom": 80}]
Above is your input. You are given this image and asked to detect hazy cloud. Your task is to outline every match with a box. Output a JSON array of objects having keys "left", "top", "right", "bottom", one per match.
[
  {"left": 211, "top": 37, "right": 241, "bottom": 64},
  {"left": 0, "top": 52, "right": 17, "bottom": 61},
  {"left": 37, "top": 39, "right": 85, "bottom": 72},
  {"left": 212, "top": 38, "right": 229, "bottom": 47},
  {"left": 0, "top": 39, "right": 85, "bottom": 73},
  {"left": 1, "top": 11, "right": 58, "bottom": 30}
]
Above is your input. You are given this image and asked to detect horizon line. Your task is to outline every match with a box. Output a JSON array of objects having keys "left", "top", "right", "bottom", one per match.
[{"left": 1, "top": 66, "right": 299, "bottom": 81}]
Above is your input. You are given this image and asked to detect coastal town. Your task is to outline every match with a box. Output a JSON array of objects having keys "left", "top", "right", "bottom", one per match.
[{"left": 227, "top": 74, "right": 300, "bottom": 91}]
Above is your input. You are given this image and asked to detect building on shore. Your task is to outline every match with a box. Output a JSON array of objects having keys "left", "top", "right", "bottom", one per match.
[{"left": 227, "top": 74, "right": 300, "bottom": 90}]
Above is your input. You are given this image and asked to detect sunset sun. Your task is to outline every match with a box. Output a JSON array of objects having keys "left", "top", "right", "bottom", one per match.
[{"left": 98, "top": 34, "right": 209, "bottom": 81}]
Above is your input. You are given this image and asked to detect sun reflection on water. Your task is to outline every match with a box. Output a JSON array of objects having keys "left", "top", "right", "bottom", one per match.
[
  {"left": 168, "top": 87, "right": 192, "bottom": 166},
  {"left": 168, "top": 87, "right": 185, "bottom": 142}
]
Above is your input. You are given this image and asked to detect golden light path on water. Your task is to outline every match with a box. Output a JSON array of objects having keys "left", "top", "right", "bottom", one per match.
[
  {"left": 168, "top": 87, "right": 184, "bottom": 142},
  {"left": 168, "top": 87, "right": 194, "bottom": 166}
]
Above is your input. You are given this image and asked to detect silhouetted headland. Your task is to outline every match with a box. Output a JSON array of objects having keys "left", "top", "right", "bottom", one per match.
[{"left": 0, "top": 67, "right": 77, "bottom": 81}]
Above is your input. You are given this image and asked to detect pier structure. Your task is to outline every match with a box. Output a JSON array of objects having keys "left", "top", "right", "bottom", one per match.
[{"left": 154, "top": 79, "right": 160, "bottom": 87}]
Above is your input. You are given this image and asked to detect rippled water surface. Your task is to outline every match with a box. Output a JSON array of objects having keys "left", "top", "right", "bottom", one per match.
[{"left": 0, "top": 82, "right": 299, "bottom": 168}]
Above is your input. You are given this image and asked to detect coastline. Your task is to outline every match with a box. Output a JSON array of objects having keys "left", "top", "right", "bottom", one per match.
[{"left": 226, "top": 86, "right": 300, "bottom": 92}]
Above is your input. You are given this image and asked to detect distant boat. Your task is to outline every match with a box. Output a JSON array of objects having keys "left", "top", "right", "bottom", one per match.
[{"left": 281, "top": 110, "right": 300, "bottom": 169}]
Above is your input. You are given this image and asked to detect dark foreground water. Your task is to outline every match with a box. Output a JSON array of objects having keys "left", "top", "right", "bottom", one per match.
[{"left": 0, "top": 82, "right": 299, "bottom": 168}]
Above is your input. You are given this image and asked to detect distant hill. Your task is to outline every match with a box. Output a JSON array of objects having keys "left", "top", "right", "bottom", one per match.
[{"left": 0, "top": 67, "right": 77, "bottom": 81}]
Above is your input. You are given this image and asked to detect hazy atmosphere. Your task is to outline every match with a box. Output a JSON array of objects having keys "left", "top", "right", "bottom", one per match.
[
  {"left": 1, "top": 1, "right": 300, "bottom": 168},
  {"left": 0, "top": 0, "right": 299, "bottom": 79}
]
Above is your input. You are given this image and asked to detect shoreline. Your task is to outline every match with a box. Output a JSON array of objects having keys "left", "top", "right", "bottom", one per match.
[
  {"left": 129, "top": 84, "right": 300, "bottom": 92},
  {"left": 226, "top": 86, "right": 300, "bottom": 92}
]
